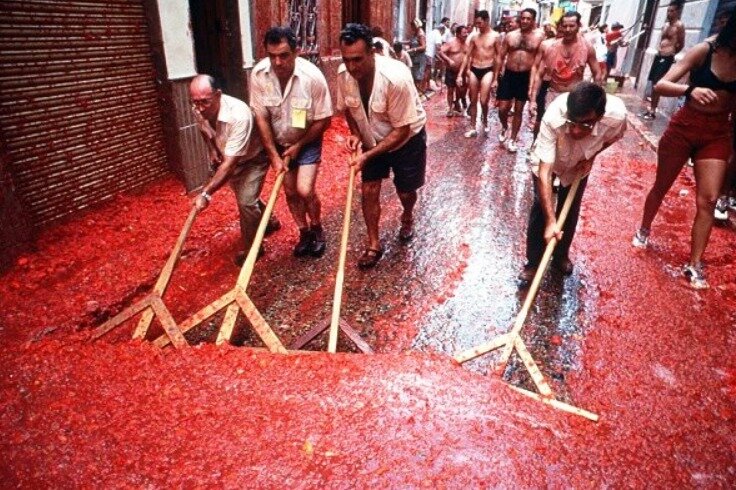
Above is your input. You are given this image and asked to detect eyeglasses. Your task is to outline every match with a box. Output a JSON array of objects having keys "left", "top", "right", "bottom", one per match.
[
  {"left": 190, "top": 96, "right": 215, "bottom": 108},
  {"left": 564, "top": 118, "right": 596, "bottom": 131}
]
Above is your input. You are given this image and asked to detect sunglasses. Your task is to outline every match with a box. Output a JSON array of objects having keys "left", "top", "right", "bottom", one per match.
[{"left": 564, "top": 118, "right": 597, "bottom": 131}]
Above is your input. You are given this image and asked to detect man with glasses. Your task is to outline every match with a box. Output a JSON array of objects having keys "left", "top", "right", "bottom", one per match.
[
  {"left": 251, "top": 26, "right": 333, "bottom": 258},
  {"left": 189, "top": 74, "right": 270, "bottom": 265},
  {"left": 518, "top": 82, "right": 626, "bottom": 283}
]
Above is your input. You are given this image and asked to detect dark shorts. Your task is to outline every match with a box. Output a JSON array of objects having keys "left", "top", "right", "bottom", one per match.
[
  {"left": 496, "top": 69, "right": 531, "bottom": 101},
  {"left": 470, "top": 65, "right": 493, "bottom": 81},
  {"left": 411, "top": 54, "right": 427, "bottom": 82},
  {"left": 277, "top": 138, "right": 323, "bottom": 170},
  {"left": 659, "top": 105, "right": 733, "bottom": 163},
  {"left": 362, "top": 128, "right": 427, "bottom": 192},
  {"left": 445, "top": 68, "right": 458, "bottom": 88},
  {"left": 648, "top": 55, "right": 675, "bottom": 84},
  {"left": 606, "top": 50, "right": 617, "bottom": 70}
]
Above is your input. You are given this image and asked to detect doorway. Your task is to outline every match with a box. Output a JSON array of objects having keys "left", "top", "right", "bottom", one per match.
[
  {"left": 343, "top": 0, "right": 370, "bottom": 25},
  {"left": 189, "top": 0, "right": 246, "bottom": 100}
]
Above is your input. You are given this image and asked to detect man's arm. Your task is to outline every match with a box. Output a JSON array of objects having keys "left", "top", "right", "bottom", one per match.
[
  {"left": 457, "top": 39, "right": 476, "bottom": 87},
  {"left": 194, "top": 153, "right": 241, "bottom": 210},
  {"left": 192, "top": 108, "right": 223, "bottom": 167},
  {"left": 586, "top": 43, "right": 603, "bottom": 84},
  {"left": 253, "top": 112, "right": 285, "bottom": 172},
  {"left": 343, "top": 110, "right": 363, "bottom": 154},
  {"left": 352, "top": 125, "right": 411, "bottom": 171},
  {"left": 528, "top": 43, "right": 546, "bottom": 102},
  {"left": 537, "top": 161, "right": 561, "bottom": 243},
  {"left": 282, "top": 116, "right": 332, "bottom": 161},
  {"left": 493, "top": 35, "right": 508, "bottom": 89},
  {"left": 438, "top": 42, "right": 453, "bottom": 66},
  {"left": 675, "top": 21, "right": 686, "bottom": 54}
]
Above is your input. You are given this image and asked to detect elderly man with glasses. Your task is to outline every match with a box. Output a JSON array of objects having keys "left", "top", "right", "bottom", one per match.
[
  {"left": 189, "top": 74, "right": 270, "bottom": 265},
  {"left": 518, "top": 82, "right": 627, "bottom": 283}
]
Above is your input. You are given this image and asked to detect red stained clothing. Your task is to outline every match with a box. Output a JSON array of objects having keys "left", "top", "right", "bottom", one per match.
[
  {"left": 605, "top": 30, "right": 622, "bottom": 50},
  {"left": 659, "top": 105, "right": 734, "bottom": 162}
]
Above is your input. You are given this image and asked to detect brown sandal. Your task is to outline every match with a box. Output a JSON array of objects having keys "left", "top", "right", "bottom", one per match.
[{"left": 358, "top": 247, "right": 384, "bottom": 269}]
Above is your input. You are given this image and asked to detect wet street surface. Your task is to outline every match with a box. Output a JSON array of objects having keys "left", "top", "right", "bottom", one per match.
[{"left": 2, "top": 93, "right": 735, "bottom": 486}]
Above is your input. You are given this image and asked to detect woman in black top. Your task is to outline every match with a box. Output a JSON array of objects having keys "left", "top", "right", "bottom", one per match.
[{"left": 633, "top": 9, "right": 736, "bottom": 289}]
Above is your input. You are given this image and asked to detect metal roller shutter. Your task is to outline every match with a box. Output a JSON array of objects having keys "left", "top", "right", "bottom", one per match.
[{"left": 0, "top": 0, "right": 169, "bottom": 226}]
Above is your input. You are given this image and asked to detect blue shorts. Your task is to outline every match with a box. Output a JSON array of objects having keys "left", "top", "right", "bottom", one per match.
[{"left": 279, "top": 138, "right": 323, "bottom": 170}]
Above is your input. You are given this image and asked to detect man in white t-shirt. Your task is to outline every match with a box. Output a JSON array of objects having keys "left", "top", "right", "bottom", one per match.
[
  {"left": 337, "top": 24, "right": 428, "bottom": 269},
  {"left": 425, "top": 24, "right": 446, "bottom": 90},
  {"left": 519, "top": 82, "right": 626, "bottom": 283}
]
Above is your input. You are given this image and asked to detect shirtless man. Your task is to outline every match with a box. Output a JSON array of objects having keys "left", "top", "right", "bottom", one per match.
[
  {"left": 640, "top": 0, "right": 685, "bottom": 120},
  {"left": 528, "top": 11, "right": 601, "bottom": 120},
  {"left": 495, "top": 8, "right": 545, "bottom": 152},
  {"left": 458, "top": 10, "right": 501, "bottom": 137},
  {"left": 438, "top": 24, "right": 469, "bottom": 116}
]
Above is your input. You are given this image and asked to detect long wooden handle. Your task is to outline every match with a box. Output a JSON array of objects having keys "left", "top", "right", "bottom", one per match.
[
  {"left": 235, "top": 168, "right": 286, "bottom": 289},
  {"left": 133, "top": 206, "right": 198, "bottom": 340},
  {"left": 499, "top": 176, "right": 582, "bottom": 365},
  {"left": 328, "top": 164, "right": 357, "bottom": 353},
  {"left": 153, "top": 206, "right": 199, "bottom": 295}
]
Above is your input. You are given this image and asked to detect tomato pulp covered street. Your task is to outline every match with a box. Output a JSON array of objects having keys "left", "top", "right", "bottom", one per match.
[{"left": 1, "top": 96, "right": 735, "bottom": 486}]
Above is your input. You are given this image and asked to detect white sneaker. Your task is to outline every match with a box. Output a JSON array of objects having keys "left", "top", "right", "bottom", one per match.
[
  {"left": 715, "top": 197, "right": 729, "bottom": 221},
  {"left": 632, "top": 228, "right": 650, "bottom": 249},
  {"left": 464, "top": 129, "right": 478, "bottom": 138},
  {"left": 506, "top": 140, "right": 518, "bottom": 153},
  {"left": 682, "top": 263, "right": 709, "bottom": 290},
  {"left": 729, "top": 197, "right": 736, "bottom": 211},
  {"left": 498, "top": 130, "right": 507, "bottom": 143}
]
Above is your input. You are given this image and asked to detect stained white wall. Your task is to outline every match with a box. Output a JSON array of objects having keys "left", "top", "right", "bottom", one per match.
[
  {"left": 238, "top": 0, "right": 255, "bottom": 68},
  {"left": 156, "top": 0, "right": 196, "bottom": 79}
]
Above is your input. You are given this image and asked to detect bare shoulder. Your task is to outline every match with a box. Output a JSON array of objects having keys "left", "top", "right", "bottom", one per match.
[
  {"left": 685, "top": 41, "right": 711, "bottom": 58},
  {"left": 541, "top": 38, "right": 556, "bottom": 49}
]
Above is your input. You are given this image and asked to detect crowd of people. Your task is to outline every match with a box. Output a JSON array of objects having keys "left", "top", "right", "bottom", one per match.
[{"left": 188, "top": 4, "right": 735, "bottom": 290}]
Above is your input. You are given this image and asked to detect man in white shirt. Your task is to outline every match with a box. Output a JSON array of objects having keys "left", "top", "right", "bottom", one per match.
[
  {"left": 519, "top": 82, "right": 627, "bottom": 283},
  {"left": 189, "top": 75, "right": 270, "bottom": 265},
  {"left": 251, "top": 27, "right": 333, "bottom": 258},
  {"left": 425, "top": 24, "right": 446, "bottom": 90},
  {"left": 337, "top": 24, "right": 428, "bottom": 269}
]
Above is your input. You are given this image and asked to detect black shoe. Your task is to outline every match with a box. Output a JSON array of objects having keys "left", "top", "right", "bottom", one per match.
[
  {"left": 517, "top": 265, "right": 537, "bottom": 284},
  {"left": 257, "top": 200, "right": 281, "bottom": 236},
  {"left": 293, "top": 228, "right": 314, "bottom": 257},
  {"left": 265, "top": 215, "right": 281, "bottom": 236},
  {"left": 552, "top": 256, "right": 574, "bottom": 275},
  {"left": 310, "top": 225, "right": 326, "bottom": 257}
]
